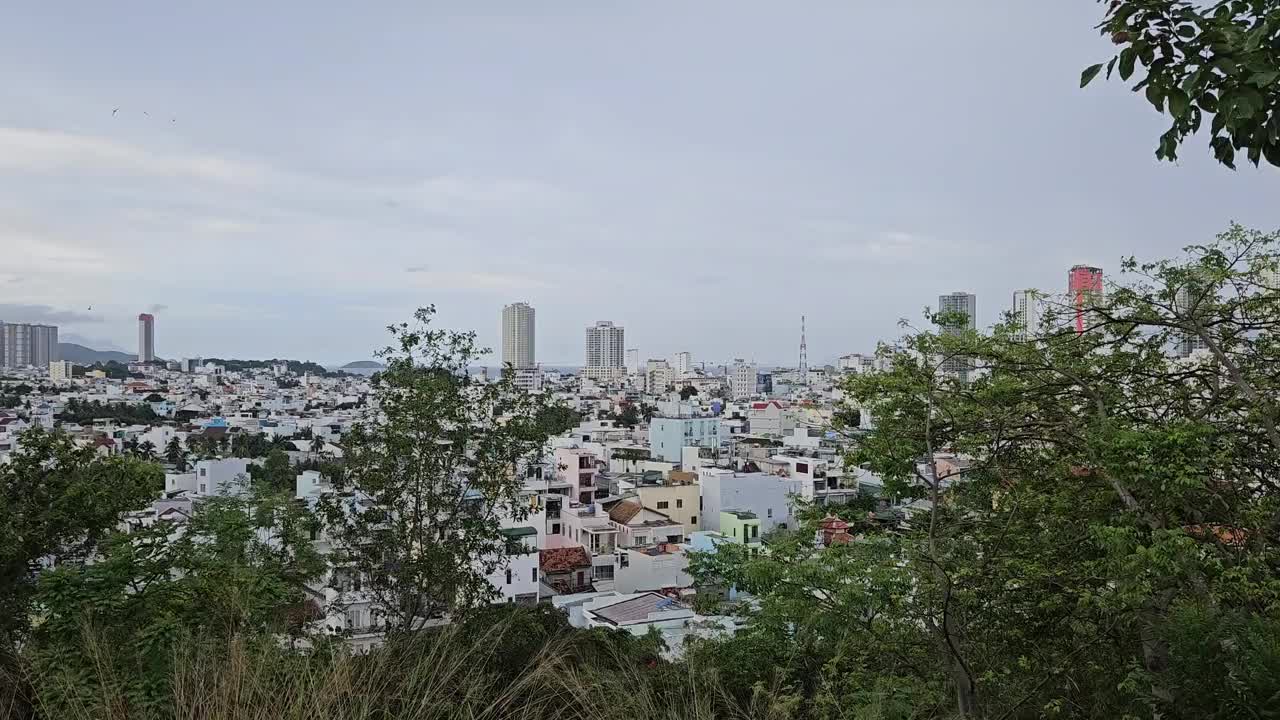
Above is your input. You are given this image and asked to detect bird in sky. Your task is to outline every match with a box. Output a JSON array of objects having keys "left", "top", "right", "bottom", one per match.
[{"left": 112, "top": 108, "right": 118, "bottom": 116}]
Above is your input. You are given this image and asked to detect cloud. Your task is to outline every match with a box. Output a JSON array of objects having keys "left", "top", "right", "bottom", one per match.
[
  {"left": 0, "top": 303, "right": 103, "bottom": 324},
  {"left": 402, "top": 269, "right": 551, "bottom": 292},
  {"left": 405, "top": 265, "right": 429, "bottom": 273},
  {"left": 148, "top": 303, "right": 169, "bottom": 313},
  {"left": 0, "top": 127, "right": 269, "bottom": 186}
]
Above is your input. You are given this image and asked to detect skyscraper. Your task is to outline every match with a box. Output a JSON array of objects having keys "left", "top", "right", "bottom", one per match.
[
  {"left": 730, "top": 359, "right": 757, "bottom": 399},
  {"left": 674, "top": 351, "right": 692, "bottom": 375},
  {"left": 138, "top": 313, "right": 155, "bottom": 362},
  {"left": 501, "top": 302, "right": 535, "bottom": 369},
  {"left": 1011, "top": 289, "right": 1043, "bottom": 341},
  {"left": 584, "top": 321, "right": 625, "bottom": 381},
  {"left": 1068, "top": 265, "right": 1104, "bottom": 335},
  {"left": 31, "top": 324, "right": 58, "bottom": 366},
  {"left": 0, "top": 322, "right": 58, "bottom": 368},
  {"left": 1175, "top": 284, "right": 1210, "bottom": 358},
  {"left": 937, "top": 292, "right": 976, "bottom": 379}
]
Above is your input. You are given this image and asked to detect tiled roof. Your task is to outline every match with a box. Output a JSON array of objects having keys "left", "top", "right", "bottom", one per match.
[
  {"left": 592, "top": 593, "right": 686, "bottom": 626},
  {"left": 609, "top": 499, "right": 643, "bottom": 524},
  {"left": 539, "top": 546, "right": 591, "bottom": 572}
]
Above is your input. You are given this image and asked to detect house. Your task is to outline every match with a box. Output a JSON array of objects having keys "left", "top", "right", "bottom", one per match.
[
  {"left": 648, "top": 416, "right": 722, "bottom": 463},
  {"left": 539, "top": 545, "right": 594, "bottom": 595},
  {"left": 608, "top": 499, "right": 686, "bottom": 548},
  {"left": 747, "top": 400, "right": 794, "bottom": 437},
  {"left": 719, "top": 510, "right": 763, "bottom": 549},
  {"left": 578, "top": 592, "right": 696, "bottom": 637},
  {"left": 698, "top": 467, "right": 804, "bottom": 534},
  {"left": 615, "top": 543, "right": 692, "bottom": 593}
]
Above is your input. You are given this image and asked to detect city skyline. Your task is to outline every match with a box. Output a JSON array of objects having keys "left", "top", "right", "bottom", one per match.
[{"left": 3, "top": 3, "right": 1277, "bottom": 364}]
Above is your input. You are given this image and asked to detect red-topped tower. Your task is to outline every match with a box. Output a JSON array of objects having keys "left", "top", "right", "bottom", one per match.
[{"left": 1068, "top": 265, "right": 1104, "bottom": 335}]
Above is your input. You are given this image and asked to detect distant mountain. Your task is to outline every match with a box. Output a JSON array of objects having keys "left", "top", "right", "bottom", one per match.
[
  {"left": 341, "top": 360, "right": 385, "bottom": 369},
  {"left": 58, "top": 343, "right": 136, "bottom": 365}
]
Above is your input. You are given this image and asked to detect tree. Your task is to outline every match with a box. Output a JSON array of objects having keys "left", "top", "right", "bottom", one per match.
[
  {"left": 30, "top": 486, "right": 324, "bottom": 715},
  {"left": 614, "top": 402, "right": 641, "bottom": 428},
  {"left": 249, "top": 449, "right": 296, "bottom": 493},
  {"left": 310, "top": 434, "right": 326, "bottom": 455},
  {"left": 0, "top": 428, "right": 161, "bottom": 647},
  {"left": 164, "top": 436, "right": 189, "bottom": 472},
  {"left": 679, "top": 385, "right": 698, "bottom": 400},
  {"left": 693, "top": 225, "right": 1280, "bottom": 718},
  {"left": 1083, "top": 0, "right": 1280, "bottom": 168},
  {"left": 318, "top": 306, "right": 564, "bottom": 634}
]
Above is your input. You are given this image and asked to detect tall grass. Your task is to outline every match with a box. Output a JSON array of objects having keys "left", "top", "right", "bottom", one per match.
[{"left": 6, "top": 610, "right": 783, "bottom": 720}]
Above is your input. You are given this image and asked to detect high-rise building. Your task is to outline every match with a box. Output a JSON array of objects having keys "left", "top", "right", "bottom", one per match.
[
  {"left": 1068, "top": 265, "right": 1104, "bottom": 335},
  {"left": 49, "top": 360, "right": 75, "bottom": 381},
  {"left": 1174, "top": 284, "right": 1210, "bottom": 358},
  {"left": 1011, "top": 289, "right": 1044, "bottom": 341},
  {"left": 645, "top": 359, "right": 673, "bottom": 393},
  {"left": 501, "top": 302, "right": 536, "bottom": 369},
  {"left": 937, "top": 292, "right": 976, "bottom": 379},
  {"left": 0, "top": 322, "right": 58, "bottom": 368},
  {"left": 584, "top": 321, "right": 625, "bottom": 381},
  {"left": 674, "top": 351, "right": 692, "bottom": 375},
  {"left": 138, "top": 313, "right": 155, "bottom": 362},
  {"left": 625, "top": 348, "right": 641, "bottom": 374},
  {"left": 731, "top": 359, "right": 757, "bottom": 399}
]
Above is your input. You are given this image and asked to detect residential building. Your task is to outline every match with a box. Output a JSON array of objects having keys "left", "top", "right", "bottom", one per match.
[
  {"left": 501, "top": 302, "right": 535, "bottom": 369},
  {"left": 555, "top": 446, "right": 602, "bottom": 505},
  {"left": 1012, "top": 289, "right": 1044, "bottom": 341},
  {"left": 625, "top": 349, "right": 641, "bottom": 374},
  {"left": 138, "top": 313, "right": 155, "bottom": 362},
  {"left": 614, "top": 545, "right": 693, "bottom": 593},
  {"left": 649, "top": 415, "right": 722, "bottom": 463},
  {"left": 698, "top": 467, "right": 804, "bottom": 534},
  {"left": 584, "top": 321, "right": 625, "bottom": 382},
  {"left": 509, "top": 366, "right": 543, "bottom": 393},
  {"left": 49, "top": 360, "right": 75, "bottom": 381},
  {"left": 632, "top": 474, "right": 701, "bottom": 533},
  {"left": 838, "top": 353, "right": 876, "bottom": 373},
  {"left": 730, "top": 359, "right": 756, "bottom": 399},
  {"left": 644, "top": 359, "right": 672, "bottom": 393},
  {"left": 1068, "top": 265, "right": 1104, "bottom": 335},
  {"left": 1175, "top": 284, "right": 1210, "bottom": 357},
  {"left": 747, "top": 400, "right": 793, "bottom": 437},
  {"left": 608, "top": 499, "right": 687, "bottom": 548},
  {"left": 937, "top": 292, "right": 976, "bottom": 379},
  {"left": 491, "top": 526, "right": 540, "bottom": 604},
  {"left": 674, "top": 351, "right": 692, "bottom": 375},
  {"left": 719, "top": 510, "right": 763, "bottom": 548},
  {"left": 192, "top": 458, "right": 255, "bottom": 497},
  {"left": 1, "top": 323, "right": 58, "bottom": 368}
]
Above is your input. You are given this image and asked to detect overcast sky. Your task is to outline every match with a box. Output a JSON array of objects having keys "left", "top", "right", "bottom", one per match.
[{"left": 2, "top": 2, "right": 1277, "bottom": 366}]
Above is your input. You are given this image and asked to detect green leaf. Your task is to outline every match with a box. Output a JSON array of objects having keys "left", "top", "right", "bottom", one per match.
[
  {"left": 1198, "top": 91, "right": 1219, "bottom": 113},
  {"left": 1262, "top": 141, "right": 1280, "bottom": 168},
  {"left": 1106, "top": 56, "right": 1118, "bottom": 80},
  {"left": 1168, "top": 88, "right": 1190, "bottom": 118},
  {"left": 1081, "top": 63, "right": 1105, "bottom": 88},
  {"left": 1119, "top": 48, "right": 1137, "bottom": 80},
  {"left": 1146, "top": 83, "right": 1166, "bottom": 112},
  {"left": 1248, "top": 70, "right": 1280, "bottom": 87},
  {"left": 1176, "top": 25, "right": 1197, "bottom": 38}
]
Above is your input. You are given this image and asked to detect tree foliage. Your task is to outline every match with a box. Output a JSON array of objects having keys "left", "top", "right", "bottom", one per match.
[
  {"left": 1084, "top": 0, "right": 1280, "bottom": 168},
  {"left": 0, "top": 428, "right": 162, "bottom": 647},
  {"left": 692, "top": 224, "right": 1280, "bottom": 718},
  {"left": 318, "top": 307, "right": 562, "bottom": 633}
]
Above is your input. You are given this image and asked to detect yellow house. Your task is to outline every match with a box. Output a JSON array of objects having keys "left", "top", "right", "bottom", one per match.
[{"left": 634, "top": 473, "right": 701, "bottom": 533}]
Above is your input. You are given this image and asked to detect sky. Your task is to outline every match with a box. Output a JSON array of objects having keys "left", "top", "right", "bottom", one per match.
[{"left": 2, "top": 2, "right": 1277, "bottom": 366}]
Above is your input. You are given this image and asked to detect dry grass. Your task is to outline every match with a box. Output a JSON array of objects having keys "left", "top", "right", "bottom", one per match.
[{"left": 7, "top": 613, "right": 779, "bottom": 720}]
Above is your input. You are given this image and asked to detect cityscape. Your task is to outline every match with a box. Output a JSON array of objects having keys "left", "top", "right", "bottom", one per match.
[{"left": 4, "top": 1, "right": 1280, "bottom": 718}]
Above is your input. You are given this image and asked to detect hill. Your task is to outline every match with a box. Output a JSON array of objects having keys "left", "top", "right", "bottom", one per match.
[
  {"left": 341, "top": 360, "right": 385, "bottom": 369},
  {"left": 57, "top": 343, "right": 135, "bottom": 365}
]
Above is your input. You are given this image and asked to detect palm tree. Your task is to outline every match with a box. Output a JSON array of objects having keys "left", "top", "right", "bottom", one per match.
[
  {"left": 310, "top": 435, "right": 326, "bottom": 455},
  {"left": 138, "top": 440, "right": 157, "bottom": 461}
]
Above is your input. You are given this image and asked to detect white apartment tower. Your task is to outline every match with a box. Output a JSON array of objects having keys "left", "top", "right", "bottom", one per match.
[
  {"left": 0, "top": 323, "right": 58, "bottom": 368},
  {"left": 502, "top": 302, "right": 536, "bottom": 369},
  {"left": 584, "top": 321, "right": 625, "bottom": 381},
  {"left": 1011, "top": 290, "right": 1043, "bottom": 341},
  {"left": 674, "top": 351, "right": 692, "bottom": 375},
  {"left": 730, "top": 359, "right": 757, "bottom": 399},
  {"left": 937, "top": 292, "right": 976, "bottom": 379},
  {"left": 138, "top": 313, "right": 155, "bottom": 362}
]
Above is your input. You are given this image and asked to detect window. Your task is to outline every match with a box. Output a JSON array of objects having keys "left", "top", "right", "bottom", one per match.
[
  {"left": 700, "top": 496, "right": 704, "bottom": 509},
  {"left": 532, "top": 568, "right": 538, "bottom": 583},
  {"left": 657, "top": 500, "right": 669, "bottom": 509},
  {"left": 690, "top": 515, "right": 697, "bottom": 525},
  {"left": 751, "top": 525, "right": 759, "bottom": 538},
  {"left": 767, "top": 508, "right": 773, "bottom": 518},
  {"left": 635, "top": 536, "right": 647, "bottom": 546},
  {"left": 796, "top": 462, "right": 809, "bottom": 474},
  {"left": 676, "top": 499, "right": 683, "bottom": 509},
  {"left": 551, "top": 523, "right": 560, "bottom": 535},
  {"left": 199, "top": 484, "right": 206, "bottom": 493},
  {"left": 505, "top": 569, "right": 512, "bottom": 585},
  {"left": 199, "top": 468, "right": 207, "bottom": 477}
]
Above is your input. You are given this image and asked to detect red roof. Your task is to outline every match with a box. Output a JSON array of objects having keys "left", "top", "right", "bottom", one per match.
[
  {"left": 817, "top": 515, "right": 849, "bottom": 531},
  {"left": 540, "top": 546, "right": 592, "bottom": 573}
]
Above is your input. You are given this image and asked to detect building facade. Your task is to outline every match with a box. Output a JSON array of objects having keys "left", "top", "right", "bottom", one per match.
[
  {"left": 501, "top": 302, "right": 535, "bottom": 369},
  {"left": 585, "top": 321, "right": 625, "bottom": 381},
  {"left": 937, "top": 292, "right": 976, "bottom": 379},
  {"left": 0, "top": 323, "right": 58, "bottom": 368},
  {"left": 730, "top": 359, "right": 757, "bottom": 399},
  {"left": 649, "top": 416, "right": 723, "bottom": 463},
  {"left": 138, "top": 313, "right": 156, "bottom": 362},
  {"left": 1011, "top": 289, "right": 1043, "bottom": 341},
  {"left": 674, "top": 351, "right": 692, "bottom": 375},
  {"left": 1068, "top": 265, "right": 1104, "bottom": 335}
]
